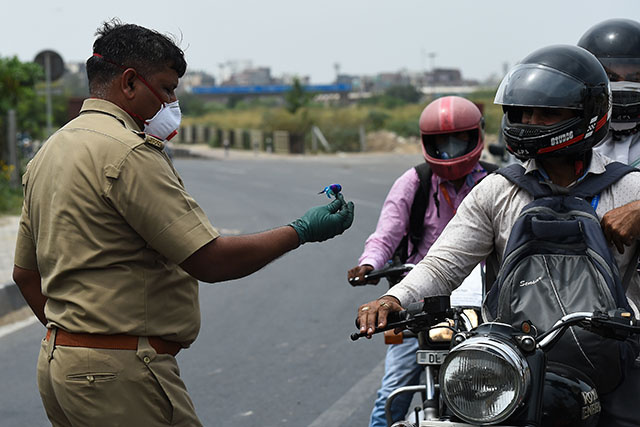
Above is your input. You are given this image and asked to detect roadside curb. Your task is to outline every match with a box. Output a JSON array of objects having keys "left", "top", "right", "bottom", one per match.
[
  {"left": 0, "top": 215, "right": 25, "bottom": 325},
  {"left": 171, "top": 146, "right": 204, "bottom": 159},
  {"left": 0, "top": 282, "right": 27, "bottom": 325}
]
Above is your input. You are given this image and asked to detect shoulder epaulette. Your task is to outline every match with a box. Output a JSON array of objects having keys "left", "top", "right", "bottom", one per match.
[{"left": 142, "top": 133, "right": 165, "bottom": 151}]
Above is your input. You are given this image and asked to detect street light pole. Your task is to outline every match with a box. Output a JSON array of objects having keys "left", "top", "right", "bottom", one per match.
[{"left": 44, "top": 52, "right": 53, "bottom": 138}]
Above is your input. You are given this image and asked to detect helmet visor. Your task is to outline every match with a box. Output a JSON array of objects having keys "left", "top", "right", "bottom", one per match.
[
  {"left": 423, "top": 130, "right": 477, "bottom": 160},
  {"left": 611, "top": 81, "right": 640, "bottom": 107},
  {"left": 495, "top": 64, "right": 586, "bottom": 110},
  {"left": 599, "top": 57, "right": 640, "bottom": 83}
]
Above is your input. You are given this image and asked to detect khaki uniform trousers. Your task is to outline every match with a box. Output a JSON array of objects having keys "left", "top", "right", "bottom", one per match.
[{"left": 37, "top": 329, "right": 203, "bottom": 427}]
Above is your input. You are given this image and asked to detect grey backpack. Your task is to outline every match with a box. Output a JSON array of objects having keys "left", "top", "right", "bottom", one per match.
[{"left": 483, "top": 162, "right": 639, "bottom": 393}]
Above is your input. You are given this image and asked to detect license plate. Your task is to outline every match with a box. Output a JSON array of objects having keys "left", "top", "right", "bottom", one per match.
[{"left": 416, "top": 350, "right": 448, "bottom": 365}]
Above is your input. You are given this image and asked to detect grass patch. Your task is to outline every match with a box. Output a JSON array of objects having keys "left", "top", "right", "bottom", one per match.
[
  {"left": 0, "top": 162, "right": 23, "bottom": 215},
  {"left": 181, "top": 87, "right": 502, "bottom": 152}
]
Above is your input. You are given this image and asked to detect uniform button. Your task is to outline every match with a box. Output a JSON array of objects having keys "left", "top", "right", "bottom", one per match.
[
  {"left": 86, "top": 375, "right": 95, "bottom": 383},
  {"left": 143, "top": 356, "right": 151, "bottom": 364}
]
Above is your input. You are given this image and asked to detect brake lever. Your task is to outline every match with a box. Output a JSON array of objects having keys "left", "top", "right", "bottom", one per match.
[{"left": 575, "top": 309, "right": 640, "bottom": 341}]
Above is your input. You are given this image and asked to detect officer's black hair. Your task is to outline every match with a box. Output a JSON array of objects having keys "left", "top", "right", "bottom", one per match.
[{"left": 86, "top": 18, "right": 186, "bottom": 94}]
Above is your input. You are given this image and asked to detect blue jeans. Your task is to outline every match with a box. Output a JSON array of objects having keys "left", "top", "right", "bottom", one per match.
[{"left": 369, "top": 339, "right": 422, "bottom": 427}]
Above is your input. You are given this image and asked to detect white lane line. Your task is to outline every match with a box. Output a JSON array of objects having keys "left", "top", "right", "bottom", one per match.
[
  {"left": 0, "top": 316, "right": 38, "bottom": 339},
  {"left": 307, "top": 359, "right": 384, "bottom": 427}
]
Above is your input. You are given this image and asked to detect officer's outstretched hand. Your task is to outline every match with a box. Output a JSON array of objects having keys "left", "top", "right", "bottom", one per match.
[{"left": 290, "top": 195, "right": 355, "bottom": 244}]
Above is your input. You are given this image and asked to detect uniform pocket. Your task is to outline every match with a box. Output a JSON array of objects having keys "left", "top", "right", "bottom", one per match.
[
  {"left": 144, "top": 359, "right": 175, "bottom": 423},
  {"left": 66, "top": 372, "right": 117, "bottom": 383}
]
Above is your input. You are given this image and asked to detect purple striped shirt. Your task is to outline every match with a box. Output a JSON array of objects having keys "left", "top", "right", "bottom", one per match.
[{"left": 358, "top": 163, "right": 488, "bottom": 270}]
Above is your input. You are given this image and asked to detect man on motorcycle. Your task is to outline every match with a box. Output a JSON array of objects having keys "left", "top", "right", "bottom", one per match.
[
  {"left": 578, "top": 19, "right": 640, "bottom": 167},
  {"left": 12, "top": 20, "right": 354, "bottom": 426},
  {"left": 356, "top": 45, "right": 640, "bottom": 427},
  {"left": 348, "top": 96, "right": 491, "bottom": 427}
]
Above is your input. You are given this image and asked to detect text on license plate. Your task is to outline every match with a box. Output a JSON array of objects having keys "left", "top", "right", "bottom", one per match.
[{"left": 416, "top": 350, "right": 448, "bottom": 365}]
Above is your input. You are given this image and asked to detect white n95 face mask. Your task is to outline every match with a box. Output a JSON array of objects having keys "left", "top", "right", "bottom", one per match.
[{"left": 144, "top": 100, "right": 182, "bottom": 141}]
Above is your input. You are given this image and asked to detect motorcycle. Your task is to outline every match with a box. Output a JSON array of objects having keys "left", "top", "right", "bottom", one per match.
[{"left": 351, "top": 269, "right": 640, "bottom": 426}]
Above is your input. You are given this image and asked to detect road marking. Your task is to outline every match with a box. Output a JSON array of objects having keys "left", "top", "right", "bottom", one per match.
[
  {"left": 0, "top": 315, "right": 38, "bottom": 339},
  {"left": 308, "top": 359, "right": 384, "bottom": 427}
]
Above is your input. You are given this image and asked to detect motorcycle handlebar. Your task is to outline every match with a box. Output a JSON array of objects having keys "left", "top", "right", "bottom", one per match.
[
  {"left": 350, "top": 309, "right": 409, "bottom": 341},
  {"left": 350, "top": 297, "right": 452, "bottom": 341},
  {"left": 348, "top": 263, "right": 415, "bottom": 286},
  {"left": 538, "top": 309, "right": 640, "bottom": 350},
  {"left": 351, "top": 303, "right": 640, "bottom": 346}
]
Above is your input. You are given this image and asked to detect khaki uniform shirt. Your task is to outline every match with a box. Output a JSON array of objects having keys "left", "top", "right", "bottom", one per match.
[{"left": 14, "top": 99, "right": 219, "bottom": 346}]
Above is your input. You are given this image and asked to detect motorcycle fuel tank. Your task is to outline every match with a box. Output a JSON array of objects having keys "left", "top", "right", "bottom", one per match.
[{"left": 542, "top": 362, "right": 600, "bottom": 427}]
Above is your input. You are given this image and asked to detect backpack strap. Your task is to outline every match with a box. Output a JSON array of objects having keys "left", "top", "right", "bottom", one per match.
[
  {"left": 495, "top": 164, "right": 552, "bottom": 198},
  {"left": 407, "top": 163, "right": 433, "bottom": 258},
  {"left": 479, "top": 160, "right": 499, "bottom": 174},
  {"left": 390, "top": 163, "right": 433, "bottom": 264},
  {"left": 496, "top": 161, "right": 637, "bottom": 199},
  {"left": 570, "top": 162, "right": 638, "bottom": 198}
]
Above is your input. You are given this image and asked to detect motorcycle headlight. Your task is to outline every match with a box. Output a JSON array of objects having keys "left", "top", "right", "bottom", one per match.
[{"left": 440, "top": 336, "right": 530, "bottom": 425}]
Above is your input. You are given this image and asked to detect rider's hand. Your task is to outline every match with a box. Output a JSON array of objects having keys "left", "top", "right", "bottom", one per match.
[
  {"left": 289, "top": 196, "right": 355, "bottom": 244},
  {"left": 357, "top": 296, "right": 403, "bottom": 338},
  {"left": 347, "top": 264, "right": 378, "bottom": 286},
  {"left": 601, "top": 200, "right": 640, "bottom": 254}
]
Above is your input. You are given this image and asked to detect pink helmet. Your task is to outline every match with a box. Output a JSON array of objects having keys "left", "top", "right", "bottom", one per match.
[{"left": 419, "top": 96, "right": 485, "bottom": 180}]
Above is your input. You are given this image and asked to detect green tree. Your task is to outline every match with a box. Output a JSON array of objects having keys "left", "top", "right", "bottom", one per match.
[
  {"left": 384, "top": 84, "right": 422, "bottom": 104},
  {"left": 284, "top": 77, "right": 311, "bottom": 114},
  {"left": 0, "top": 56, "right": 45, "bottom": 163},
  {"left": 179, "top": 93, "right": 208, "bottom": 117}
]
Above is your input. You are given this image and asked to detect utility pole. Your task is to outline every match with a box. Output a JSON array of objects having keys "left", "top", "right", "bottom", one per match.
[
  {"left": 34, "top": 50, "right": 64, "bottom": 138},
  {"left": 7, "top": 109, "right": 20, "bottom": 189},
  {"left": 428, "top": 52, "right": 437, "bottom": 100},
  {"left": 428, "top": 52, "right": 437, "bottom": 72}
]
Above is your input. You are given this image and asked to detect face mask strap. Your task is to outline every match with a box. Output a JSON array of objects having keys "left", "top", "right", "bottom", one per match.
[{"left": 92, "top": 53, "right": 168, "bottom": 104}]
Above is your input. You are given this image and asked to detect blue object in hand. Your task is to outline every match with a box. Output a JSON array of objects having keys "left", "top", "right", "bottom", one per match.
[{"left": 318, "top": 184, "right": 342, "bottom": 198}]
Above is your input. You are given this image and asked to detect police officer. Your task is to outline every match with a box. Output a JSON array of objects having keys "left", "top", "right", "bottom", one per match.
[{"left": 12, "top": 20, "right": 354, "bottom": 426}]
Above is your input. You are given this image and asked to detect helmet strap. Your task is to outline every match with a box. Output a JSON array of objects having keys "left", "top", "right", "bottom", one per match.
[{"left": 573, "top": 150, "right": 592, "bottom": 177}]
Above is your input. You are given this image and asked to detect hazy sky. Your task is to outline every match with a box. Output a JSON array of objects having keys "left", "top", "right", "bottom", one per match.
[{"left": 3, "top": 0, "right": 640, "bottom": 84}]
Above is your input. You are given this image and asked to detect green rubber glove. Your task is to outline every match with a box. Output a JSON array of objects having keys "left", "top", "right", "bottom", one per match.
[{"left": 290, "top": 196, "right": 355, "bottom": 244}]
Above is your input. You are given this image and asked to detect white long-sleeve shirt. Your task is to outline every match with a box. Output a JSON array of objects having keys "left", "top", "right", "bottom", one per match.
[
  {"left": 386, "top": 151, "right": 640, "bottom": 316},
  {"left": 594, "top": 131, "right": 640, "bottom": 167}
]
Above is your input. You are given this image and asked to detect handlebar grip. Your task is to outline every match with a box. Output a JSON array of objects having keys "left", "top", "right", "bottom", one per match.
[
  {"left": 354, "top": 309, "right": 407, "bottom": 328},
  {"left": 350, "top": 326, "right": 388, "bottom": 341},
  {"left": 352, "top": 309, "right": 409, "bottom": 341},
  {"left": 348, "top": 276, "right": 374, "bottom": 287}
]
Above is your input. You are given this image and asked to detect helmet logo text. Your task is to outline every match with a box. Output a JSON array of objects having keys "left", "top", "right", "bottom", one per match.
[{"left": 550, "top": 131, "right": 574, "bottom": 146}]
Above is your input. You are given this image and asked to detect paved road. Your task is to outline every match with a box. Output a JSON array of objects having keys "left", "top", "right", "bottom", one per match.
[{"left": 0, "top": 152, "right": 422, "bottom": 426}]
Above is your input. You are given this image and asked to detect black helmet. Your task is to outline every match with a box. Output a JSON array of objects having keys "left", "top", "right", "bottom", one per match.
[
  {"left": 578, "top": 19, "right": 640, "bottom": 126},
  {"left": 494, "top": 45, "right": 610, "bottom": 160}
]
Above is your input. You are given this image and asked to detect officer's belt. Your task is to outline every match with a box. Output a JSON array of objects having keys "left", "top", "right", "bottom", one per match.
[{"left": 46, "top": 328, "right": 181, "bottom": 356}]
